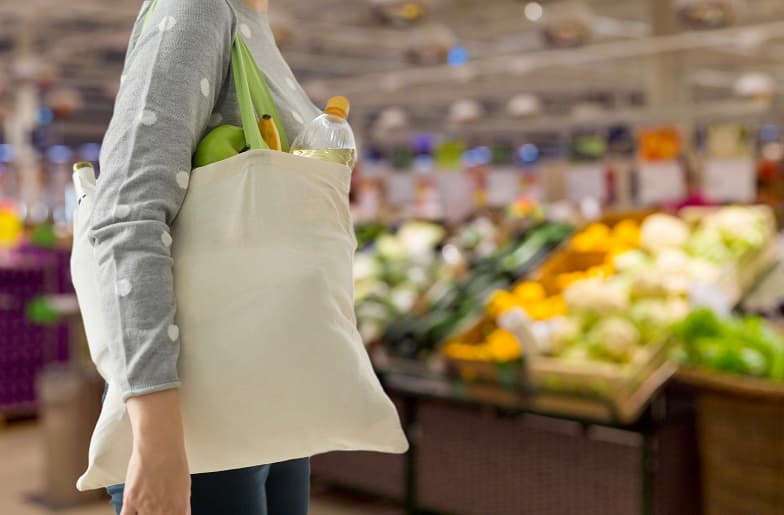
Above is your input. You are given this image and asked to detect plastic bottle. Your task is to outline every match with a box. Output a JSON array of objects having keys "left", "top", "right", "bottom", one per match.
[{"left": 291, "top": 96, "right": 357, "bottom": 169}]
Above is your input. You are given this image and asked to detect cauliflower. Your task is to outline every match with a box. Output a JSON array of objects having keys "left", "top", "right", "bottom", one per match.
[
  {"left": 626, "top": 249, "right": 699, "bottom": 298},
  {"left": 631, "top": 298, "right": 690, "bottom": 329},
  {"left": 587, "top": 317, "right": 640, "bottom": 363},
  {"left": 703, "top": 207, "right": 769, "bottom": 256},
  {"left": 548, "top": 317, "right": 582, "bottom": 356},
  {"left": 354, "top": 253, "right": 381, "bottom": 282},
  {"left": 397, "top": 222, "right": 446, "bottom": 257},
  {"left": 640, "top": 214, "right": 690, "bottom": 254},
  {"left": 376, "top": 234, "right": 407, "bottom": 261},
  {"left": 666, "top": 298, "right": 691, "bottom": 323},
  {"left": 564, "top": 278, "right": 630, "bottom": 315},
  {"left": 655, "top": 248, "right": 691, "bottom": 275},
  {"left": 390, "top": 286, "right": 419, "bottom": 312},
  {"left": 689, "top": 207, "right": 772, "bottom": 263},
  {"left": 687, "top": 258, "right": 721, "bottom": 283},
  {"left": 628, "top": 268, "right": 669, "bottom": 298},
  {"left": 612, "top": 250, "right": 650, "bottom": 273},
  {"left": 630, "top": 299, "right": 672, "bottom": 327}
]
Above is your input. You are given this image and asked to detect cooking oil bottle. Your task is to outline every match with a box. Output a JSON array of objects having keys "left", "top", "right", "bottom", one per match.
[{"left": 291, "top": 96, "right": 357, "bottom": 169}]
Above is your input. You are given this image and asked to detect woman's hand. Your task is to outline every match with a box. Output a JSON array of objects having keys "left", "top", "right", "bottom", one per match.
[{"left": 121, "top": 390, "right": 191, "bottom": 515}]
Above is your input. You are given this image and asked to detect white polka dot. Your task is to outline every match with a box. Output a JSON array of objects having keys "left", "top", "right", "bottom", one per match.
[
  {"left": 115, "top": 205, "right": 131, "bottom": 219},
  {"left": 209, "top": 112, "right": 223, "bottom": 126},
  {"left": 159, "top": 16, "right": 177, "bottom": 31},
  {"left": 168, "top": 324, "right": 180, "bottom": 341},
  {"left": 161, "top": 231, "right": 173, "bottom": 247},
  {"left": 285, "top": 77, "right": 298, "bottom": 91},
  {"left": 200, "top": 78, "right": 210, "bottom": 98},
  {"left": 139, "top": 110, "right": 157, "bottom": 126},
  {"left": 176, "top": 171, "right": 190, "bottom": 189},
  {"left": 240, "top": 24, "right": 252, "bottom": 38},
  {"left": 292, "top": 111, "right": 304, "bottom": 124},
  {"left": 117, "top": 279, "right": 132, "bottom": 297}
]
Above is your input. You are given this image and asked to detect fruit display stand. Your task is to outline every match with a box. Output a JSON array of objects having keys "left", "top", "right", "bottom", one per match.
[
  {"left": 675, "top": 367, "right": 784, "bottom": 515},
  {"left": 314, "top": 207, "right": 780, "bottom": 514},
  {"left": 441, "top": 316, "right": 676, "bottom": 422},
  {"left": 313, "top": 361, "right": 698, "bottom": 515}
]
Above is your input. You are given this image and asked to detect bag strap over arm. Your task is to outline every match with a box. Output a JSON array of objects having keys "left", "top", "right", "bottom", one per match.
[{"left": 235, "top": 37, "right": 290, "bottom": 151}]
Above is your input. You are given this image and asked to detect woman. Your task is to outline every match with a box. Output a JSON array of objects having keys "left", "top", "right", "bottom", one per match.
[{"left": 91, "top": 0, "right": 318, "bottom": 513}]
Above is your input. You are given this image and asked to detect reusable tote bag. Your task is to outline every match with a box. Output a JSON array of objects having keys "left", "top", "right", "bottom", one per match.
[{"left": 71, "top": 24, "right": 407, "bottom": 491}]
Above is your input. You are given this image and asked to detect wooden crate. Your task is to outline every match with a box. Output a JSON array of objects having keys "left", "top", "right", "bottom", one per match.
[
  {"left": 677, "top": 205, "right": 778, "bottom": 306},
  {"left": 527, "top": 340, "right": 676, "bottom": 423},
  {"left": 677, "top": 367, "right": 784, "bottom": 515}
]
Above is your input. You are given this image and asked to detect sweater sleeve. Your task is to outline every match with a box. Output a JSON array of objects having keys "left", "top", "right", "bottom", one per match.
[{"left": 90, "top": 0, "right": 234, "bottom": 400}]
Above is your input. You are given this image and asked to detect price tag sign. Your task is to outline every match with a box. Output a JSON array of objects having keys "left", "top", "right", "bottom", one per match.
[
  {"left": 385, "top": 173, "right": 416, "bottom": 207},
  {"left": 703, "top": 158, "right": 756, "bottom": 203},
  {"left": 565, "top": 164, "right": 606, "bottom": 202},
  {"left": 362, "top": 162, "right": 390, "bottom": 179},
  {"left": 637, "top": 161, "right": 685, "bottom": 205},
  {"left": 487, "top": 168, "right": 521, "bottom": 207},
  {"left": 436, "top": 170, "right": 475, "bottom": 221}
]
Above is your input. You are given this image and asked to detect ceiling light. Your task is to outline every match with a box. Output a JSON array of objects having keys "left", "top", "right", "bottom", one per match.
[
  {"left": 733, "top": 72, "right": 774, "bottom": 98},
  {"left": 449, "top": 99, "right": 484, "bottom": 125},
  {"left": 518, "top": 144, "right": 540, "bottom": 163},
  {"left": 507, "top": 94, "right": 542, "bottom": 118},
  {"left": 524, "top": 2, "right": 543, "bottom": 22},
  {"left": 675, "top": 0, "right": 738, "bottom": 30},
  {"left": 541, "top": 1, "right": 594, "bottom": 48}
]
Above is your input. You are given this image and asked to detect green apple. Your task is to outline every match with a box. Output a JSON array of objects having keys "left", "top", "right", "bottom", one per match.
[{"left": 192, "top": 124, "right": 247, "bottom": 168}]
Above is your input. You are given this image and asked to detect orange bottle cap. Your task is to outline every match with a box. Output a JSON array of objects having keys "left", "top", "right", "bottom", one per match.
[{"left": 325, "top": 96, "right": 350, "bottom": 119}]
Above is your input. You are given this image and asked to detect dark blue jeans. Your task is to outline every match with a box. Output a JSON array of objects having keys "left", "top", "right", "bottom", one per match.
[{"left": 107, "top": 458, "right": 310, "bottom": 515}]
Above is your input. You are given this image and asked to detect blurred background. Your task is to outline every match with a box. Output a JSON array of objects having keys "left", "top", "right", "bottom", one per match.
[{"left": 1, "top": 0, "right": 784, "bottom": 514}]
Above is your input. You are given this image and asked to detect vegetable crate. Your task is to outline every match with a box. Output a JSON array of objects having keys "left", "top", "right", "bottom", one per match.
[
  {"left": 678, "top": 205, "right": 779, "bottom": 307},
  {"left": 442, "top": 318, "right": 528, "bottom": 391},
  {"left": 677, "top": 367, "right": 784, "bottom": 515},
  {"left": 528, "top": 340, "right": 676, "bottom": 423},
  {"left": 443, "top": 319, "right": 676, "bottom": 423}
]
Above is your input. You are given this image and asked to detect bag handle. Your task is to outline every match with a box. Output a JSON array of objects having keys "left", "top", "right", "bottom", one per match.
[
  {"left": 235, "top": 37, "right": 290, "bottom": 151},
  {"left": 140, "top": 0, "right": 288, "bottom": 151}
]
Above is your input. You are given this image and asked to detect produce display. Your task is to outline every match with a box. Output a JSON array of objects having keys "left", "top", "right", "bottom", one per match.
[
  {"left": 354, "top": 221, "right": 448, "bottom": 343},
  {"left": 444, "top": 206, "right": 776, "bottom": 373},
  {"left": 354, "top": 215, "right": 532, "bottom": 344},
  {"left": 383, "top": 222, "right": 573, "bottom": 360},
  {"left": 673, "top": 308, "right": 784, "bottom": 380},
  {"left": 353, "top": 202, "right": 780, "bottom": 421},
  {"left": 354, "top": 222, "right": 389, "bottom": 250}
]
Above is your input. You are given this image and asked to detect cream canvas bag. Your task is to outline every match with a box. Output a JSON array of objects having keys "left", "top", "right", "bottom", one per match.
[{"left": 71, "top": 18, "right": 407, "bottom": 491}]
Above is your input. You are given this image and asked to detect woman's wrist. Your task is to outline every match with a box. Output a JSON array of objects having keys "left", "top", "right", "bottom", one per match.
[{"left": 126, "top": 389, "right": 186, "bottom": 449}]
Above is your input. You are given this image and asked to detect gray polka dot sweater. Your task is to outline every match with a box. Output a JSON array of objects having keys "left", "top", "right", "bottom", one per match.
[{"left": 90, "top": 0, "right": 319, "bottom": 400}]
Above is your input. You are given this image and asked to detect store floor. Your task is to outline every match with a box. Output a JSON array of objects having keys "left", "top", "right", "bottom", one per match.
[{"left": 0, "top": 422, "right": 400, "bottom": 515}]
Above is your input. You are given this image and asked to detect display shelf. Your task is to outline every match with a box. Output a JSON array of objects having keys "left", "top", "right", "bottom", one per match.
[
  {"left": 377, "top": 357, "right": 675, "bottom": 427},
  {"left": 345, "top": 366, "right": 698, "bottom": 515}
]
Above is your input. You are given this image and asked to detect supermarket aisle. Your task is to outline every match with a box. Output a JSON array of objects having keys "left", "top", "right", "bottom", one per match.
[{"left": 0, "top": 423, "right": 399, "bottom": 515}]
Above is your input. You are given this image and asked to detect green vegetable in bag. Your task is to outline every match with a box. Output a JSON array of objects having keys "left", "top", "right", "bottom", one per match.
[{"left": 193, "top": 125, "right": 248, "bottom": 168}]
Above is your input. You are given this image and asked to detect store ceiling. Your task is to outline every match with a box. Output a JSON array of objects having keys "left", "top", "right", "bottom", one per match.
[{"left": 2, "top": 0, "right": 784, "bottom": 143}]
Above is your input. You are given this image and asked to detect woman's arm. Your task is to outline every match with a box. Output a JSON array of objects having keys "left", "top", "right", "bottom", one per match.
[
  {"left": 91, "top": 1, "right": 234, "bottom": 511},
  {"left": 91, "top": 0, "right": 233, "bottom": 400}
]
